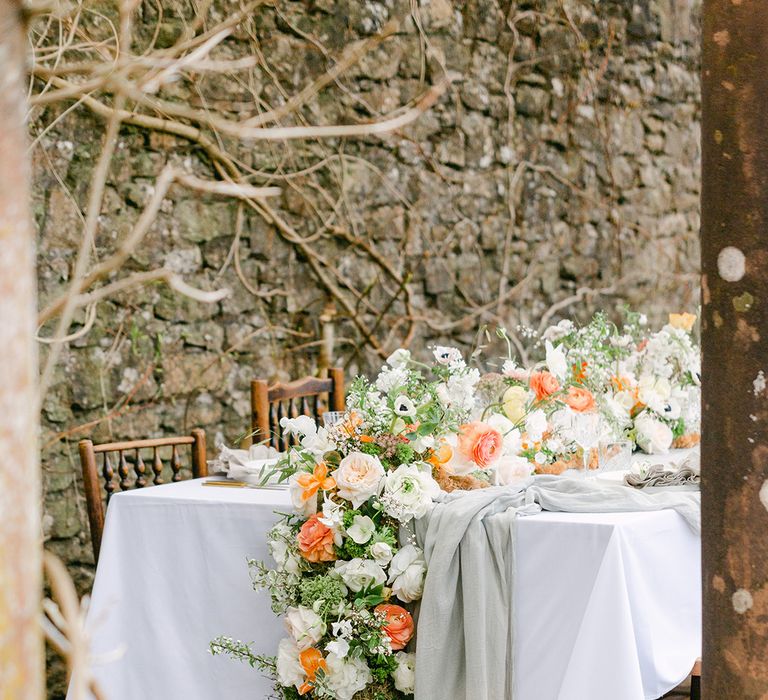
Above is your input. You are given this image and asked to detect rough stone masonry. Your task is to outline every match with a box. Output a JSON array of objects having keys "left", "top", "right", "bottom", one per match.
[{"left": 31, "top": 0, "right": 700, "bottom": 694}]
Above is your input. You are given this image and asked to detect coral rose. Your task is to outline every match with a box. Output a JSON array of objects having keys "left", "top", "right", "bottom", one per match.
[
  {"left": 375, "top": 604, "right": 414, "bottom": 651},
  {"left": 529, "top": 371, "right": 560, "bottom": 402},
  {"left": 297, "top": 514, "right": 336, "bottom": 563},
  {"left": 565, "top": 386, "right": 597, "bottom": 413},
  {"left": 457, "top": 421, "right": 503, "bottom": 468}
]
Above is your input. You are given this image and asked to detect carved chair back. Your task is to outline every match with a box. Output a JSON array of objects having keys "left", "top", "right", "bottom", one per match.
[
  {"left": 250, "top": 368, "right": 345, "bottom": 451},
  {"left": 78, "top": 429, "right": 207, "bottom": 562}
]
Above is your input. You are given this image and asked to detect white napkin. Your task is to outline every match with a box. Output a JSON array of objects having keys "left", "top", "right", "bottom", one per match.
[{"left": 208, "top": 444, "right": 282, "bottom": 484}]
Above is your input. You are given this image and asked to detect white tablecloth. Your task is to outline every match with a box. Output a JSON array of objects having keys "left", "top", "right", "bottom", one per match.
[{"left": 79, "top": 478, "right": 700, "bottom": 700}]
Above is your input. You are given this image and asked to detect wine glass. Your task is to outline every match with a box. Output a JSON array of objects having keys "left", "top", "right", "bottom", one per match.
[
  {"left": 571, "top": 412, "right": 601, "bottom": 478},
  {"left": 322, "top": 411, "right": 346, "bottom": 428}
]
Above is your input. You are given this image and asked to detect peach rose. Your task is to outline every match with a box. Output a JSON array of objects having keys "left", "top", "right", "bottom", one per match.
[
  {"left": 457, "top": 421, "right": 503, "bottom": 468},
  {"left": 565, "top": 386, "right": 597, "bottom": 413},
  {"left": 529, "top": 371, "right": 560, "bottom": 402},
  {"left": 669, "top": 312, "right": 697, "bottom": 332},
  {"left": 375, "top": 604, "right": 414, "bottom": 651},
  {"left": 297, "top": 514, "right": 336, "bottom": 563}
]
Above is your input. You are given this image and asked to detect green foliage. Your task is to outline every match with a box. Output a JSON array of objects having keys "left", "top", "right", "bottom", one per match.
[{"left": 299, "top": 574, "right": 347, "bottom": 618}]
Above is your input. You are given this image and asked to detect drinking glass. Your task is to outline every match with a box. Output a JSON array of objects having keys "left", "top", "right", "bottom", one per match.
[
  {"left": 572, "top": 412, "right": 601, "bottom": 478},
  {"left": 322, "top": 411, "right": 346, "bottom": 428},
  {"left": 598, "top": 439, "right": 633, "bottom": 473}
]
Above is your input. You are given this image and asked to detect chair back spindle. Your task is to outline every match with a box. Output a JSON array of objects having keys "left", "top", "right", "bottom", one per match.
[{"left": 79, "top": 428, "right": 207, "bottom": 562}]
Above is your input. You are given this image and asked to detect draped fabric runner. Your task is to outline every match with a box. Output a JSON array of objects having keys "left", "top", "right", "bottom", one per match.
[{"left": 412, "top": 476, "right": 701, "bottom": 700}]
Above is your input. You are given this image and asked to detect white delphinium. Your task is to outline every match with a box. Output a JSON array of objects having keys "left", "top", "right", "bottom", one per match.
[
  {"left": 524, "top": 409, "right": 548, "bottom": 443},
  {"left": 375, "top": 364, "right": 409, "bottom": 395},
  {"left": 268, "top": 523, "right": 303, "bottom": 576}
]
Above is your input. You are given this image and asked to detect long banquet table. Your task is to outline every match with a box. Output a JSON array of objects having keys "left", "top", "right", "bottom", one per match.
[{"left": 77, "top": 471, "right": 701, "bottom": 700}]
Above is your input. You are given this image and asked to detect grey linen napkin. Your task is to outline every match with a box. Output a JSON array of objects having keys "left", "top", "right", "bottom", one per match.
[
  {"left": 624, "top": 464, "right": 700, "bottom": 489},
  {"left": 412, "top": 476, "right": 700, "bottom": 700}
]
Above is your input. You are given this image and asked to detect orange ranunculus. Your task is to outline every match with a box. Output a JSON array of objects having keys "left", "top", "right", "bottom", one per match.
[
  {"left": 529, "top": 371, "right": 560, "bottom": 402},
  {"left": 565, "top": 386, "right": 597, "bottom": 413},
  {"left": 375, "top": 604, "right": 414, "bottom": 651},
  {"left": 457, "top": 422, "right": 503, "bottom": 468},
  {"left": 297, "top": 514, "right": 336, "bottom": 563},
  {"left": 669, "top": 312, "right": 697, "bottom": 331},
  {"left": 427, "top": 439, "right": 454, "bottom": 468},
  {"left": 298, "top": 648, "right": 327, "bottom": 695},
  {"left": 295, "top": 463, "right": 336, "bottom": 504}
]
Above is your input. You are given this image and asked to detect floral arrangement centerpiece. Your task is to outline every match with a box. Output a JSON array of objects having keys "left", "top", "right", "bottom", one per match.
[
  {"left": 481, "top": 310, "right": 701, "bottom": 466},
  {"left": 211, "top": 347, "right": 507, "bottom": 699}
]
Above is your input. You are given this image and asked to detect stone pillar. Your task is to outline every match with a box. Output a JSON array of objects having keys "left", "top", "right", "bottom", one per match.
[
  {"left": 701, "top": 0, "right": 768, "bottom": 696},
  {"left": 0, "top": 1, "right": 43, "bottom": 698}
]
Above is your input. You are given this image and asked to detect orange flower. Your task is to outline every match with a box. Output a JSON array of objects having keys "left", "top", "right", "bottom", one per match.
[
  {"left": 298, "top": 648, "right": 327, "bottom": 695},
  {"left": 572, "top": 362, "right": 588, "bottom": 384},
  {"left": 295, "top": 463, "right": 336, "bottom": 504},
  {"left": 565, "top": 386, "right": 597, "bottom": 413},
  {"left": 341, "top": 411, "right": 363, "bottom": 436},
  {"left": 427, "top": 439, "right": 454, "bottom": 468},
  {"left": 359, "top": 435, "right": 376, "bottom": 443},
  {"left": 457, "top": 422, "right": 503, "bottom": 468},
  {"left": 375, "top": 604, "right": 414, "bottom": 650},
  {"left": 529, "top": 371, "right": 560, "bottom": 401},
  {"left": 297, "top": 514, "right": 336, "bottom": 563}
]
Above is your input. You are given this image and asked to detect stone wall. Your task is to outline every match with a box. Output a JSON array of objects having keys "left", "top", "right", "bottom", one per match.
[{"left": 34, "top": 0, "right": 700, "bottom": 693}]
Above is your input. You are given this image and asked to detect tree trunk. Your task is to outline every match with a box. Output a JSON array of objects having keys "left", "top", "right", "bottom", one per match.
[
  {"left": 0, "top": 1, "right": 43, "bottom": 698},
  {"left": 701, "top": 1, "right": 768, "bottom": 697}
]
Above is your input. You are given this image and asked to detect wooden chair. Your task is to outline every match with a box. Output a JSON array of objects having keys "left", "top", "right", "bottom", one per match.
[
  {"left": 250, "top": 368, "right": 345, "bottom": 451},
  {"left": 691, "top": 658, "right": 701, "bottom": 700},
  {"left": 78, "top": 429, "right": 208, "bottom": 563}
]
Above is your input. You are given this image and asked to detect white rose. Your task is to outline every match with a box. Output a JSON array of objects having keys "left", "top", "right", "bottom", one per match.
[
  {"left": 370, "top": 541, "right": 394, "bottom": 565},
  {"left": 382, "top": 463, "right": 440, "bottom": 522},
  {"left": 525, "top": 409, "right": 548, "bottom": 443},
  {"left": 634, "top": 413, "right": 673, "bottom": 454},
  {"left": 386, "top": 348, "right": 411, "bottom": 369},
  {"left": 276, "top": 638, "right": 304, "bottom": 690},
  {"left": 284, "top": 606, "right": 326, "bottom": 651},
  {"left": 334, "top": 558, "right": 386, "bottom": 592},
  {"left": 388, "top": 544, "right": 427, "bottom": 603},
  {"left": 346, "top": 515, "right": 375, "bottom": 544},
  {"left": 332, "top": 452, "right": 385, "bottom": 508},
  {"left": 325, "top": 652, "right": 372, "bottom": 700},
  {"left": 288, "top": 472, "right": 318, "bottom": 518},
  {"left": 494, "top": 455, "right": 532, "bottom": 486},
  {"left": 393, "top": 651, "right": 416, "bottom": 694}
]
